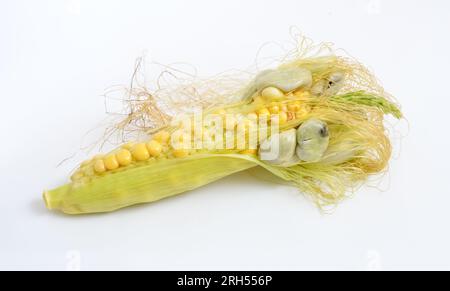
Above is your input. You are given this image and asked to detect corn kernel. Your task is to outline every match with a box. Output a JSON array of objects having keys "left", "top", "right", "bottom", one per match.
[
  {"left": 153, "top": 131, "right": 170, "bottom": 144},
  {"left": 104, "top": 155, "right": 119, "bottom": 171},
  {"left": 121, "top": 142, "right": 135, "bottom": 150},
  {"left": 93, "top": 154, "right": 105, "bottom": 161},
  {"left": 261, "top": 87, "right": 285, "bottom": 100},
  {"left": 147, "top": 140, "right": 162, "bottom": 157},
  {"left": 295, "top": 90, "right": 311, "bottom": 98},
  {"left": 132, "top": 143, "right": 150, "bottom": 161},
  {"left": 295, "top": 105, "right": 311, "bottom": 119},
  {"left": 269, "top": 105, "right": 280, "bottom": 114},
  {"left": 280, "top": 104, "right": 288, "bottom": 112},
  {"left": 116, "top": 149, "right": 132, "bottom": 166},
  {"left": 94, "top": 159, "right": 106, "bottom": 174},
  {"left": 173, "top": 149, "right": 189, "bottom": 158},
  {"left": 257, "top": 108, "right": 270, "bottom": 117},
  {"left": 83, "top": 166, "right": 95, "bottom": 177},
  {"left": 279, "top": 111, "right": 288, "bottom": 124}
]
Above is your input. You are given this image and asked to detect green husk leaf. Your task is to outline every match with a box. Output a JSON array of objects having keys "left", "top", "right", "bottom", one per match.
[{"left": 44, "top": 155, "right": 257, "bottom": 214}]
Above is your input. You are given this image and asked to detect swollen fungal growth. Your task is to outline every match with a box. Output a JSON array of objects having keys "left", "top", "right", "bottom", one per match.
[{"left": 44, "top": 35, "right": 402, "bottom": 214}]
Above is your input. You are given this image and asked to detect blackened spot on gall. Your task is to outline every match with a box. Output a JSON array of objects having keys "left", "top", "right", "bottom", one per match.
[{"left": 319, "top": 126, "right": 329, "bottom": 138}]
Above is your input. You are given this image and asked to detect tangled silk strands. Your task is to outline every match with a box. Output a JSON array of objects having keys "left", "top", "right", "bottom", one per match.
[{"left": 266, "top": 96, "right": 395, "bottom": 208}]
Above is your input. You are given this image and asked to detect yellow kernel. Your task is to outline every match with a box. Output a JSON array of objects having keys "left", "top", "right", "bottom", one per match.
[
  {"left": 121, "top": 142, "right": 135, "bottom": 150},
  {"left": 261, "top": 87, "right": 285, "bottom": 100},
  {"left": 147, "top": 140, "right": 162, "bottom": 157},
  {"left": 132, "top": 143, "right": 150, "bottom": 161},
  {"left": 83, "top": 166, "right": 95, "bottom": 177},
  {"left": 269, "top": 105, "right": 280, "bottom": 114},
  {"left": 280, "top": 104, "right": 288, "bottom": 112},
  {"left": 93, "top": 154, "right": 105, "bottom": 161},
  {"left": 288, "top": 102, "right": 301, "bottom": 112},
  {"left": 94, "top": 159, "right": 106, "bottom": 174},
  {"left": 279, "top": 111, "right": 288, "bottom": 124},
  {"left": 173, "top": 149, "right": 189, "bottom": 158},
  {"left": 295, "top": 90, "right": 311, "bottom": 98},
  {"left": 116, "top": 149, "right": 132, "bottom": 166},
  {"left": 104, "top": 155, "right": 119, "bottom": 171},
  {"left": 257, "top": 108, "right": 270, "bottom": 117},
  {"left": 153, "top": 131, "right": 170, "bottom": 144}
]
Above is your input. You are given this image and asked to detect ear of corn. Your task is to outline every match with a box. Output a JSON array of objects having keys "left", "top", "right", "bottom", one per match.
[
  {"left": 44, "top": 90, "right": 401, "bottom": 214},
  {"left": 44, "top": 45, "right": 403, "bottom": 214}
]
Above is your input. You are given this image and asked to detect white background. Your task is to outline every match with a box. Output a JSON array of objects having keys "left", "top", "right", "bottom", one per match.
[{"left": 1, "top": 0, "right": 449, "bottom": 271}]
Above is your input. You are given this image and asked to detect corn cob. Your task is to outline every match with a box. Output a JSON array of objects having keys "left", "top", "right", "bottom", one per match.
[
  {"left": 45, "top": 97, "right": 313, "bottom": 214},
  {"left": 44, "top": 49, "right": 402, "bottom": 214}
]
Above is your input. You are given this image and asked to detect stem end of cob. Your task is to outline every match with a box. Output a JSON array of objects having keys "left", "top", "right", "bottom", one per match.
[{"left": 43, "top": 190, "right": 57, "bottom": 211}]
